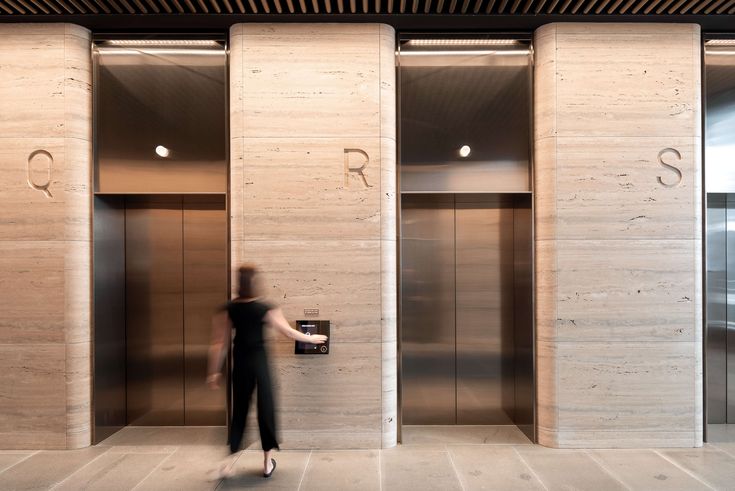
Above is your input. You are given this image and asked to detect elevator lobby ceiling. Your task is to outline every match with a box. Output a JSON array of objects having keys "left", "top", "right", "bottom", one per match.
[{"left": 1, "top": 0, "right": 734, "bottom": 31}]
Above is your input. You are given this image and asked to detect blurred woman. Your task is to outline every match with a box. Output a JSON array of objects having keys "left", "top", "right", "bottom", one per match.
[{"left": 207, "top": 264, "right": 327, "bottom": 479}]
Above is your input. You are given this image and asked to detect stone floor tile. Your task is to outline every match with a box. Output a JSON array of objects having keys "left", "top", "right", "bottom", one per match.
[
  {"left": 381, "top": 448, "right": 461, "bottom": 491},
  {"left": 54, "top": 451, "right": 171, "bottom": 491},
  {"left": 219, "top": 450, "right": 311, "bottom": 490},
  {"left": 0, "top": 452, "right": 33, "bottom": 473},
  {"left": 300, "top": 450, "right": 380, "bottom": 491},
  {"left": 514, "top": 446, "right": 627, "bottom": 490},
  {"left": 402, "top": 425, "right": 533, "bottom": 446},
  {"left": 0, "top": 447, "right": 108, "bottom": 491},
  {"left": 590, "top": 449, "right": 712, "bottom": 491},
  {"left": 448, "top": 445, "right": 545, "bottom": 490},
  {"left": 659, "top": 447, "right": 735, "bottom": 490},
  {"left": 98, "top": 426, "right": 227, "bottom": 447},
  {"left": 134, "top": 445, "right": 231, "bottom": 491}
]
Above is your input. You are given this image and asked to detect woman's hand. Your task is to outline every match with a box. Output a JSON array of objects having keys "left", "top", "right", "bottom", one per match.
[
  {"left": 305, "top": 334, "right": 328, "bottom": 344},
  {"left": 207, "top": 373, "right": 222, "bottom": 389}
]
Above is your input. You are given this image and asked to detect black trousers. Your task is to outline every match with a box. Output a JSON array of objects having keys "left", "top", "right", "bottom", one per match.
[{"left": 229, "top": 349, "right": 279, "bottom": 453}]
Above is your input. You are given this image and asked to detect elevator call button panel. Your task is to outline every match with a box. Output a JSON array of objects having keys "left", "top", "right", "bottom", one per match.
[{"left": 295, "top": 320, "right": 330, "bottom": 355}]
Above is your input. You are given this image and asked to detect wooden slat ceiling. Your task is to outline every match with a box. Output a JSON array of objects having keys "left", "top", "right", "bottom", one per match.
[{"left": 0, "top": 0, "right": 733, "bottom": 15}]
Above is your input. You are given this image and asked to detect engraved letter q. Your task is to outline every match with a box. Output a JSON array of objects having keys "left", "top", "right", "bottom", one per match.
[
  {"left": 27, "top": 149, "right": 54, "bottom": 198},
  {"left": 657, "top": 148, "right": 683, "bottom": 188}
]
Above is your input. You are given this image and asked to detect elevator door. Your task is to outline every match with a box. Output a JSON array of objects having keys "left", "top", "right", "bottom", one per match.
[
  {"left": 125, "top": 195, "right": 227, "bottom": 426},
  {"left": 401, "top": 194, "right": 530, "bottom": 426}
]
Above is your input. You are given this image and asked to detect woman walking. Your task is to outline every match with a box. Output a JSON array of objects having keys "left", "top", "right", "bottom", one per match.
[{"left": 207, "top": 264, "right": 327, "bottom": 479}]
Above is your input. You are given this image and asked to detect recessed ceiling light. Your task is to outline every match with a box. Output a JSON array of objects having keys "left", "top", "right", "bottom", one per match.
[
  {"left": 155, "top": 145, "right": 170, "bottom": 158},
  {"left": 706, "top": 40, "right": 735, "bottom": 46},
  {"left": 408, "top": 39, "right": 521, "bottom": 46},
  {"left": 459, "top": 145, "right": 471, "bottom": 158},
  {"left": 106, "top": 39, "right": 221, "bottom": 47}
]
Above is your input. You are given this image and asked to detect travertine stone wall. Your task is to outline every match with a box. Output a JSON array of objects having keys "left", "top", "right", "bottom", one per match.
[
  {"left": 0, "top": 24, "right": 92, "bottom": 449},
  {"left": 534, "top": 23, "right": 702, "bottom": 448},
  {"left": 229, "top": 24, "right": 397, "bottom": 449}
]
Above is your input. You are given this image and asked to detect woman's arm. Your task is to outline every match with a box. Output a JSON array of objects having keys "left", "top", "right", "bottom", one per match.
[
  {"left": 207, "top": 309, "right": 230, "bottom": 388},
  {"left": 265, "top": 308, "right": 328, "bottom": 344}
]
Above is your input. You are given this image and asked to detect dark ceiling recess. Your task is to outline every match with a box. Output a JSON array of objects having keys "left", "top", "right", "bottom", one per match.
[
  {"left": 1, "top": 0, "right": 735, "bottom": 15},
  {"left": 0, "top": 0, "right": 734, "bottom": 31}
]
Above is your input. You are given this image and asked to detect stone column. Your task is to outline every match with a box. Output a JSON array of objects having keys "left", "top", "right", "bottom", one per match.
[
  {"left": 534, "top": 23, "right": 702, "bottom": 448},
  {"left": 229, "top": 24, "right": 397, "bottom": 449},
  {"left": 0, "top": 24, "right": 92, "bottom": 449}
]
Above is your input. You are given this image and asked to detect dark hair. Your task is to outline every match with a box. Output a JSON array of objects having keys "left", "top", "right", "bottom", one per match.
[{"left": 238, "top": 264, "right": 258, "bottom": 299}]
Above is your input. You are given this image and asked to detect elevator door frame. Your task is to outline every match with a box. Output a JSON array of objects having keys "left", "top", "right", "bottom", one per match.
[
  {"left": 91, "top": 35, "right": 231, "bottom": 444},
  {"left": 398, "top": 193, "right": 536, "bottom": 439},
  {"left": 396, "top": 33, "right": 537, "bottom": 443}
]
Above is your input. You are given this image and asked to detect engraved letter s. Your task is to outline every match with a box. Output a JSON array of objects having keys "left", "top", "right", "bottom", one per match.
[
  {"left": 657, "top": 148, "right": 683, "bottom": 188},
  {"left": 27, "top": 149, "right": 54, "bottom": 198}
]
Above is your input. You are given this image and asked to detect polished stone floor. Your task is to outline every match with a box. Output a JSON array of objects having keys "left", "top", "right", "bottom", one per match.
[{"left": 1, "top": 426, "right": 735, "bottom": 490}]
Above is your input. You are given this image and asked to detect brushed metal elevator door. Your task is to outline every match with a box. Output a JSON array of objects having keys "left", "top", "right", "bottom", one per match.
[
  {"left": 126, "top": 197, "right": 185, "bottom": 425},
  {"left": 401, "top": 195, "right": 456, "bottom": 424},
  {"left": 455, "top": 196, "right": 514, "bottom": 425},
  {"left": 401, "top": 194, "right": 518, "bottom": 425},
  {"left": 125, "top": 196, "right": 227, "bottom": 426},
  {"left": 183, "top": 196, "right": 228, "bottom": 425}
]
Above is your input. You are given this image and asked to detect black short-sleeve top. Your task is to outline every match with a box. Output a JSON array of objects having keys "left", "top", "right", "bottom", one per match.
[{"left": 226, "top": 299, "right": 272, "bottom": 353}]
